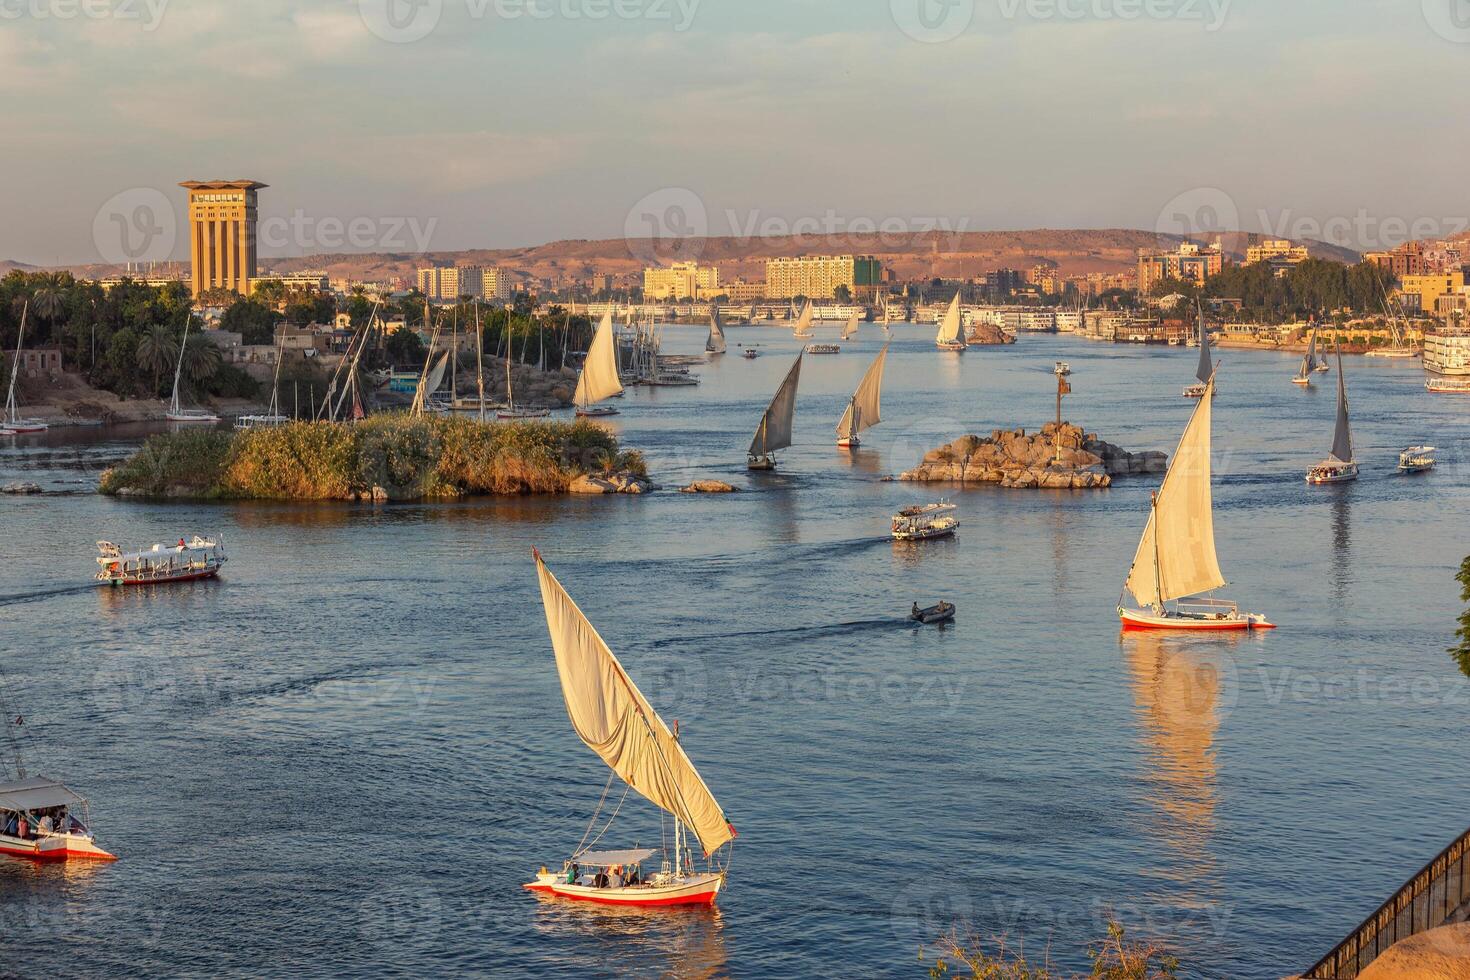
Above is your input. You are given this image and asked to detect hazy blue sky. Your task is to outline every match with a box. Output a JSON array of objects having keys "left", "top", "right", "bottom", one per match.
[{"left": 2, "top": 0, "right": 1467, "bottom": 264}]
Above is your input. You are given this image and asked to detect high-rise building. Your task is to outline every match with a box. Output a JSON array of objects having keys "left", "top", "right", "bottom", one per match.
[
  {"left": 180, "top": 179, "right": 267, "bottom": 298},
  {"left": 1245, "top": 239, "right": 1310, "bottom": 266},
  {"left": 764, "top": 255, "right": 881, "bottom": 300},
  {"left": 1137, "top": 241, "right": 1225, "bottom": 293},
  {"left": 482, "top": 267, "right": 512, "bottom": 300},
  {"left": 418, "top": 265, "right": 487, "bottom": 301},
  {"left": 643, "top": 262, "right": 720, "bottom": 301}
]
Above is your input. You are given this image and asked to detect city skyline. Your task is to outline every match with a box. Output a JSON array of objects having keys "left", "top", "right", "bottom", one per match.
[{"left": 3, "top": 0, "right": 1470, "bottom": 265}]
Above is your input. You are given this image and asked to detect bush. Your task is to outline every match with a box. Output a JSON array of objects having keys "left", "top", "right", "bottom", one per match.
[{"left": 99, "top": 414, "right": 632, "bottom": 500}]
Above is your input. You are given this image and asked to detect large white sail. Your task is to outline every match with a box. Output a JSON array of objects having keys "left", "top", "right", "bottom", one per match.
[
  {"left": 750, "top": 353, "right": 803, "bottom": 457},
  {"left": 1125, "top": 376, "right": 1227, "bottom": 608},
  {"left": 535, "top": 553, "right": 736, "bottom": 857},
  {"left": 1329, "top": 347, "right": 1353, "bottom": 463},
  {"left": 706, "top": 308, "right": 727, "bottom": 354},
  {"left": 840, "top": 312, "right": 860, "bottom": 341},
  {"left": 792, "top": 301, "right": 814, "bottom": 338},
  {"left": 837, "top": 343, "right": 889, "bottom": 440},
  {"left": 936, "top": 294, "right": 964, "bottom": 346},
  {"left": 574, "top": 312, "right": 625, "bottom": 407}
]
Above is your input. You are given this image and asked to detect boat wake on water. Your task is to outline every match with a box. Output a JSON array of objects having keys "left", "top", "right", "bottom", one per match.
[
  {"left": 640, "top": 618, "right": 903, "bottom": 651},
  {"left": 0, "top": 583, "right": 104, "bottom": 607}
]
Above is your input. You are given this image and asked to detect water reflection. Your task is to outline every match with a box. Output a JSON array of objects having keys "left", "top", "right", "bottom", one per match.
[
  {"left": 836, "top": 447, "right": 884, "bottom": 477},
  {"left": 530, "top": 900, "right": 729, "bottom": 978},
  {"left": 1120, "top": 631, "right": 1228, "bottom": 889},
  {"left": 1330, "top": 490, "right": 1352, "bottom": 602}
]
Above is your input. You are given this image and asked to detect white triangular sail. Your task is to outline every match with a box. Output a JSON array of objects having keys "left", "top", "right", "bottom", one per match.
[
  {"left": 936, "top": 294, "right": 964, "bottom": 346},
  {"left": 750, "top": 354, "right": 803, "bottom": 457},
  {"left": 792, "top": 301, "right": 814, "bottom": 338},
  {"left": 706, "top": 308, "right": 727, "bottom": 354},
  {"left": 535, "top": 554, "right": 735, "bottom": 857},
  {"left": 837, "top": 343, "right": 889, "bottom": 440},
  {"left": 840, "top": 312, "right": 860, "bottom": 341},
  {"left": 1125, "top": 376, "right": 1227, "bottom": 609},
  {"left": 1329, "top": 347, "right": 1353, "bottom": 464},
  {"left": 1297, "top": 330, "right": 1317, "bottom": 380},
  {"left": 574, "top": 312, "right": 625, "bottom": 407}
]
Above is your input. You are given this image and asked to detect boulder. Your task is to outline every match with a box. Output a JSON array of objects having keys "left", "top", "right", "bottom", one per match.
[
  {"left": 897, "top": 423, "right": 1161, "bottom": 491},
  {"left": 1, "top": 482, "right": 42, "bottom": 495},
  {"left": 570, "top": 472, "right": 652, "bottom": 495},
  {"left": 680, "top": 480, "right": 738, "bottom": 494}
]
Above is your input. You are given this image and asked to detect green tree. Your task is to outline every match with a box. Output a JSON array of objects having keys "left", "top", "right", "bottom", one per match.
[
  {"left": 181, "top": 333, "right": 222, "bottom": 391},
  {"left": 136, "top": 324, "right": 177, "bottom": 394},
  {"left": 219, "top": 299, "right": 278, "bottom": 345},
  {"left": 1451, "top": 558, "right": 1470, "bottom": 679},
  {"left": 385, "top": 328, "right": 427, "bottom": 368}
]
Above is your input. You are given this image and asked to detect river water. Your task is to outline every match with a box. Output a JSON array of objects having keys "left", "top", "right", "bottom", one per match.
[{"left": 1, "top": 325, "right": 1467, "bottom": 978}]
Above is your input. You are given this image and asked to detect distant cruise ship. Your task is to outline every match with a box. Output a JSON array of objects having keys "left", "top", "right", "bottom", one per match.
[{"left": 1424, "top": 330, "right": 1470, "bottom": 376}]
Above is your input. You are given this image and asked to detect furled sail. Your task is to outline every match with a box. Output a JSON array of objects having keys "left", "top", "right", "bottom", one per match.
[
  {"left": 840, "top": 313, "right": 860, "bottom": 341},
  {"left": 1195, "top": 308, "right": 1213, "bottom": 383},
  {"left": 706, "top": 308, "right": 727, "bottom": 354},
  {"left": 574, "top": 312, "right": 625, "bottom": 407},
  {"left": 534, "top": 554, "right": 735, "bottom": 856},
  {"left": 793, "top": 301, "right": 814, "bottom": 337},
  {"left": 936, "top": 294, "right": 964, "bottom": 346},
  {"left": 837, "top": 343, "right": 889, "bottom": 440},
  {"left": 1329, "top": 347, "right": 1353, "bottom": 463},
  {"left": 1125, "top": 376, "right": 1227, "bottom": 608},
  {"left": 750, "top": 353, "right": 803, "bottom": 457}
]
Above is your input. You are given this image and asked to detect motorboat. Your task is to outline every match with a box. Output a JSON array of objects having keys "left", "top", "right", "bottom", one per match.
[
  {"left": 96, "top": 536, "right": 227, "bottom": 586},
  {"left": 910, "top": 601, "right": 956, "bottom": 625},
  {"left": 806, "top": 344, "right": 840, "bottom": 355},
  {"left": 892, "top": 502, "right": 958, "bottom": 541},
  {"left": 742, "top": 348, "right": 761, "bottom": 360},
  {"left": 0, "top": 777, "right": 116, "bottom": 862},
  {"left": 1054, "top": 362, "right": 1072, "bottom": 377},
  {"left": 1398, "top": 446, "right": 1437, "bottom": 474}
]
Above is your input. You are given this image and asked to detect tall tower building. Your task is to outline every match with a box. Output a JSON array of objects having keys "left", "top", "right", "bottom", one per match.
[{"left": 179, "top": 179, "right": 267, "bottom": 298}]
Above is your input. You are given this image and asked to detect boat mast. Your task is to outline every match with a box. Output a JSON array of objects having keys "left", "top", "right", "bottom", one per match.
[
  {"left": 451, "top": 304, "right": 459, "bottom": 408},
  {"left": 5, "top": 301, "right": 27, "bottom": 424},
  {"left": 475, "top": 300, "right": 486, "bottom": 422},
  {"left": 170, "top": 317, "right": 191, "bottom": 415},
  {"left": 1151, "top": 491, "right": 1164, "bottom": 614}
]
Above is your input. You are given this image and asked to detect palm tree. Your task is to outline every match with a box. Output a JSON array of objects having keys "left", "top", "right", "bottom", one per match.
[
  {"left": 30, "top": 273, "right": 67, "bottom": 326},
  {"left": 136, "top": 324, "right": 176, "bottom": 395},
  {"left": 180, "top": 332, "right": 221, "bottom": 392}
]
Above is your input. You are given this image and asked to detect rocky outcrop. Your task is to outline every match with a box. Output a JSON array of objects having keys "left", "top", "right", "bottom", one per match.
[
  {"left": 898, "top": 422, "right": 1167, "bottom": 490},
  {"left": 680, "top": 480, "right": 738, "bottom": 494},
  {"left": 569, "top": 472, "right": 653, "bottom": 495},
  {"left": 1, "top": 482, "right": 42, "bottom": 495},
  {"left": 965, "top": 323, "right": 1016, "bottom": 346}
]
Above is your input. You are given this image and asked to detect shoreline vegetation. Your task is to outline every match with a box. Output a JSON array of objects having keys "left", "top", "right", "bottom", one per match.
[{"left": 97, "top": 415, "right": 648, "bottom": 501}]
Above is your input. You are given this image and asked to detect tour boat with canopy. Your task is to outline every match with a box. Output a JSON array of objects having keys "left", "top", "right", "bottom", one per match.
[
  {"left": 706, "top": 308, "right": 727, "bottom": 355},
  {"left": 0, "top": 697, "right": 115, "bottom": 862},
  {"left": 836, "top": 343, "right": 888, "bottom": 448},
  {"left": 748, "top": 353, "right": 803, "bottom": 471},
  {"left": 892, "top": 502, "right": 958, "bottom": 541},
  {"left": 3, "top": 302, "right": 49, "bottom": 434},
  {"left": 1399, "top": 445, "right": 1437, "bottom": 474},
  {"left": 1119, "top": 374, "right": 1274, "bottom": 631},
  {"left": 96, "top": 536, "right": 227, "bottom": 586},
  {"left": 165, "top": 319, "right": 221, "bottom": 423},
  {"left": 1306, "top": 347, "right": 1358, "bottom": 485},
  {"left": 574, "top": 312, "right": 624, "bottom": 418},
  {"left": 523, "top": 550, "right": 736, "bottom": 907},
  {"left": 935, "top": 294, "right": 966, "bottom": 351},
  {"left": 1183, "top": 307, "right": 1213, "bottom": 399}
]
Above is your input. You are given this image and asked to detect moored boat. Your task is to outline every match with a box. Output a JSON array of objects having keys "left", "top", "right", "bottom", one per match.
[
  {"left": 1399, "top": 445, "right": 1437, "bottom": 474},
  {"left": 892, "top": 502, "right": 958, "bottom": 541},
  {"left": 3, "top": 303, "right": 49, "bottom": 434},
  {"left": 522, "top": 550, "right": 736, "bottom": 908},
  {"left": 1306, "top": 347, "right": 1358, "bottom": 485},
  {"left": 96, "top": 537, "right": 227, "bottom": 586},
  {"left": 1119, "top": 374, "right": 1274, "bottom": 631},
  {"left": 165, "top": 319, "right": 221, "bottom": 423}
]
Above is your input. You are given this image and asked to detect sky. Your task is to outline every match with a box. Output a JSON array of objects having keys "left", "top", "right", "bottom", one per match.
[{"left": 1, "top": 0, "right": 1467, "bottom": 265}]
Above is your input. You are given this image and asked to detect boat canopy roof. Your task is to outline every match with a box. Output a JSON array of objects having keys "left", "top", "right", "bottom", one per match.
[
  {"left": 0, "top": 775, "right": 85, "bottom": 812},
  {"left": 574, "top": 848, "right": 658, "bottom": 867}
]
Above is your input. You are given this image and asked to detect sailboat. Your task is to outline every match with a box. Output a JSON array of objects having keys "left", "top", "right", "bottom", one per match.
[
  {"left": 1118, "top": 374, "right": 1274, "bottom": 631},
  {"left": 523, "top": 550, "right": 736, "bottom": 907},
  {"left": 1292, "top": 328, "right": 1318, "bottom": 386},
  {"left": 706, "top": 307, "right": 727, "bottom": 355},
  {"left": 235, "top": 337, "right": 290, "bottom": 429},
  {"left": 574, "top": 312, "right": 624, "bottom": 418},
  {"left": 2, "top": 302, "right": 47, "bottom": 434},
  {"left": 749, "top": 353, "right": 803, "bottom": 471},
  {"left": 836, "top": 343, "right": 889, "bottom": 448},
  {"left": 166, "top": 318, "right": 221, "bottom": 423},
  {"left": 792, "top": 301, "right": 814, "bottom": 339},
  {"left": 1183, "top": 307, "right": 1213, "bottom": 399},
  {"left": 410, "top": 319, "right": 449, "bottom": 417},
  {"left": 1306, "top": 346, "right": 1358, "bottom": 485},
  {"left": 935, "top": 293, "right": 966, "bottom": 351},
  {"left": 497, "top": 329, "right": 551, "bottom": 419},
  {"left": 840, "top": 312, "right": 861, "bottom": 342}
]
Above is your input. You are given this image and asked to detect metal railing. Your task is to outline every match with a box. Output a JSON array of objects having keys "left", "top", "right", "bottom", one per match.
[{"left": 1304, "top": 825, "right": 1470, "bottom": 978}]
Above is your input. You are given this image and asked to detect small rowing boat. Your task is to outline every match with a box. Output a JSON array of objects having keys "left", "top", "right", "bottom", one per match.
[
  {"left": 96, "top": 536, "right": 227, "bottom": 586},
  {"left": 910, "top": 601, "right": 956, "bottom": 625}
]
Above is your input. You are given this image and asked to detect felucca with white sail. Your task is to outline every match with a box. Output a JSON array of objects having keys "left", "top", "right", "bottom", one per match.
[
  {"left": 2, "top": 302, "right": 47, "bottom": 434},
  {"left": 792, "top": 301, "right": 815, "bottom": 339},
  {"left": 1183, "top": 307, "right": 1213, "bottom": 399},
  {"left": 1119, "top": 374, "right": 1274, "bottom": 631},
  {"left": 523, "top": 550, "right": 736, "bottom": 907},
  {"left": 166, "top": 319, "right": 221, "bottom": 423},
  {"left": 574, "top": 312, "right": 624, "bottom": 418},
  {"left": 836, "top": 343, "right": 888, "bottom": 448},
  {"left": 1293, "top": 328, "right": 1319, "bottom": 387},
  {"left": 749, "top": 353, "right": 803, "bottom": 471},
  {"left": 840, "top": 312, "right": 861, "bottom": 342},
  {"left": 935, "top": 293, "right": 966, "bottom": 351},
  {"left": 1306, "top": 347, "right": 1358, "bottom": 485},
  {"left": 706, "top": 308, "right": 727, "bottom": 355}
]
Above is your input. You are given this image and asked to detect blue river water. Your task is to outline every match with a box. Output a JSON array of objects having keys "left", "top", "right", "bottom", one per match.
[{"left": 0, "top": 324, "right": 1467, "bottom": 978}]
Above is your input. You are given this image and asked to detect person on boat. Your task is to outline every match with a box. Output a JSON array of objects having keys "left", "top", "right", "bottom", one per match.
[
  {"left": 626, "top": 864, "right": 641, "bottom": 887},
  {"left": 912, "top": 602, "right": 921, "bottom": 618},
  {"left": 566, "top": 862, "right": 579, "bottom": 885},
  {"left": 593, "top": 869, "right": 609, "bottom": 888},
  {"left": 608, "top": 866, "right": 623, "bottom": 889},
  {"left": 178, "top": 538, "right": 186, "bottom": 549}
]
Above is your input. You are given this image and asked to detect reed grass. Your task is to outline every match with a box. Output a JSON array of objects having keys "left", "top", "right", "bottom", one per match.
[{"left": 99, "top": 415, "right": 642, "bottom": 500}]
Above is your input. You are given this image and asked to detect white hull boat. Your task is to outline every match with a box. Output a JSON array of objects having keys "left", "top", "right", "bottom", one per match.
[
  {"left": 836, "top": 344, "right": 888, "bottom": 449},
  {"left": 0, "top": 776, "right": 115, "bottom": 863},
  {"left": 1306, "top": 346, "right": 1357, "bottom": 486},
  {"left": 4, "top": 303, "right": 49, "bottom": 434},
  {"left": 525, "top": 869, "right": 724, "bottom": 908}
]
